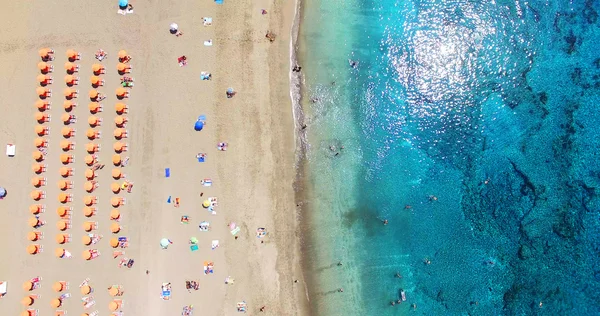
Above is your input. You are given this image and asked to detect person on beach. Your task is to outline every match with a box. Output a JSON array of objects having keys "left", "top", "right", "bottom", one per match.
[{"left": 259, "top": 306, "right": 266, "bottom": 312}]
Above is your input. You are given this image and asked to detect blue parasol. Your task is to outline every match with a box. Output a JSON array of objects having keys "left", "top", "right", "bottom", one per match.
[
  {"left": 119, "top": 0, "right": 128, "bottom": 9},
  {"left": 0, "top": 187, "right": 5, "bottom": 198}
]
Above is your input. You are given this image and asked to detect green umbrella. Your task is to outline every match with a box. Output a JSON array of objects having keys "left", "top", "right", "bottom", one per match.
[{"left": 190, "top": 237, "right": 198, "bottom": 244}]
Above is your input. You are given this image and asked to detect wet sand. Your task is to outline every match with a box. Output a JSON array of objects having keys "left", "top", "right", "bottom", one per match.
[{"left": 0, "top": 0, "right": 306, "bottom": 315}]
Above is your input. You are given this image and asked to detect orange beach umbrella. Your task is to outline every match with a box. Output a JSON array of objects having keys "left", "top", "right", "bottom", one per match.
[
  {"left": 21, "top": 295, "right": 34, "bottom": 306},
  {"left": 110, "top": 238, "right": 119, "bottom": 248},
  {"left": 115, "top": 103, "right": 127, "bottom": 114},
  {"left": 116, "top": 87, "right": 128, "bottom": 98},
  {"left": 82, "top": 235, "right": 92, "bottom": 245},
  {"left": 83, "top": 206, "right": 96, "bottom": 216},
  {"left": 59, "top": 167, "right": 72, "bottom": 177},
  {"left": 57, "top": 221, "right": 69, "bottom": 231},
  {"left": 34, "top": 137, "right": 47, "bottom": 148},
  {"left": 58, "top": 193, "right": 70, "bottom": 203},
  {"left": 35, "top": 100, "right": 50, "bottom": 111},
  {"left": 52, "top": 282, "right": 65, "bottom": 292},
  {"left": 85, "top": 169, "right": 95, "bottom": 180},
  {"left": 114, "top": 116, "right": 127, "bottom": 127},
  {"left": 111, "top": 223, "right": 121, "bottom": 233},
  {"left": 30, "top": 190, "right": 43, "bottom": 200},
  {"left": 111, "top": 198, "right": 123, "bottom": 208},
  {"left": 113, "top": 142, "right": 126, "bottom": 152},
  {"left": 111, "top": 182, "right": 121, "bottom": 193},
  {"left": 32, "top": 151, "right": 44, "bottom": 161},
  {"left": 81, "top": 285, "right": 92, "bottom": 295},
  {"left": 28, "top": 217, "right": 40, "bottom": 227},
  {"left": 57, "top": 206, "right": 69, "bottom": 217},
  {"left": 54, "top": 248, "right": 66, "bottom": 257},
  {"left": 27, "top": 231, "right": 41, "bottom": 241},
  {"left": 66, "top": 49, "right": 78, "bottom": 58},
  {"left": 92, "top": 64, "right": 104, "bottom": 74},
  {"left": 35, "top": 125, "right": 48, "bottom": 136},
  {"left": 36, "top": 87, "right": 50, "bottom": 97},
  {"left": 63, "top": 100, "right": 76, "bottom": 111},
  {"left": 27, "top": 244, "right": 40, "bottom": 254},
  {"left": 88, "top": 102, "right": 101, "bottom": 113},
  {"left": 86, "top": 143, "right": 100, "bottom": 153},
  {"left": 50, "top": 298, "right": 62, "bottom": 308},
  {"left": 111, "top": 169, "right": 122, "bottom": 179},
  {"left": 109, "top": 286, "right": 120, "bottom": 296},
  {"left": 110, "top": 209, "right": 121, "bottom": 220},
  {"left": 29, "top": 204, "right": 42, "bottom": 214},
  {"left": 37, "top": 74, "right": 51, "bottom": 84},
  {"left": 23, "top": 281, "right": 34, "bottom": 291}
]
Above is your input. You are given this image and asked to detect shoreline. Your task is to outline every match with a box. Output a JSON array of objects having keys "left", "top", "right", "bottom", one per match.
[{"left": 288, "top": 0, "right": 318, "bottom": 314}]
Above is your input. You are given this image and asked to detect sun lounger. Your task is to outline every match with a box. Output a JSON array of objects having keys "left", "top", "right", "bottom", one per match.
[
  {"left": 0, "top": 281, "right": 6, "bottom": 298},
  {"left": 161, "top": 283, "right": 172, "bottom": 300},
  {"left": 182, "top": 304, "right": 194, "bottom": 315},
  {"left": 79, "top": 278, "right": 90, "bottom": 287},
  {"left": 84, "top": 299, "right": 96, "bottom": 309}
]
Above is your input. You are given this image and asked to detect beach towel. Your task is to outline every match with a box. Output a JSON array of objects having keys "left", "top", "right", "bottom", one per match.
[
  {"left": 190, "top": 244, "right": 199, "bottom": 252},
  {"left": 203, "top": 17, "right": 213, "bottom": 26},
  {"left": 231, "top": 227, "right": 241, "bottom": 235},
  {"left": 165, "top": 168, "right": 170, "bottom": 177},
  {"left": 211, "top": 240, "right": 219, "bottom": 250}
]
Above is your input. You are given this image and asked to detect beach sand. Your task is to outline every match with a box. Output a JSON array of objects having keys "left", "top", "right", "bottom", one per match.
[{"left": 0, "top": 0, "right": 306, "bottom": 315}]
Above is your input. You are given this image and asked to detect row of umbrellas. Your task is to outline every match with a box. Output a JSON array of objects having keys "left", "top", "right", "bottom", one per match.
[
  {"left": 20, "top": 276, "right": 125, "bottom": 314},
  {"left": 26, "top": 48, "right": 131, "bottom": 315}
]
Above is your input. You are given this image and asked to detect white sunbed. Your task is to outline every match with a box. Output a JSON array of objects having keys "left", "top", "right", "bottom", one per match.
[{"left": 6, "top": 144, "right": 15, "bottom": 157}]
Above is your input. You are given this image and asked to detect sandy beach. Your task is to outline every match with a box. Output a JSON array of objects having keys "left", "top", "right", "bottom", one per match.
[{"left": 0, "top": 0, "right": 306, "bottom": 315}]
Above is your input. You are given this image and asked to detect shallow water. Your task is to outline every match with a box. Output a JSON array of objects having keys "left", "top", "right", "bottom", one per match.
[{"left": 299, "top": 0, "right": 600, "bottom": 315}]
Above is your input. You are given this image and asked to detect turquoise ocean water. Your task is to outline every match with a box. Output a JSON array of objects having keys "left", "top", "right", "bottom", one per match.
[{"left": 298, "top": 0, "right": 600, "bottom": 315}]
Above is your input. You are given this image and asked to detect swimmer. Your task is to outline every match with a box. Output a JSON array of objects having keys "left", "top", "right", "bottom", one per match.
[
  {"left": 337, "top": 261, "right": 343, "bottom": 266},
  {"left": 404, "top": 205, "right": 412, "bottom": 210},
  {"left": 383, "top": 219, "right": 388, "bottom": 225},
  {"left": 428, "top": 195, "right": 438, "bottom": 201},
  {"left": 338, "top": 288, "right": 344, "bottom": 292},
  {"left": 395, "top": 272, "right": 402, "bottom": 278},
  {"left": 423, "top": 257, "right": 431, "bottom": 265},
  {"left": 348, "top": 59, "right": 358, "bottom": 68},
  {"left": 390, "top": 301, "right": 395, "bottom": 306}
]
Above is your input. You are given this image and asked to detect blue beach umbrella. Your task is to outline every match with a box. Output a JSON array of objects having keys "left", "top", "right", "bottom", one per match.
[
  {"left": 119, "top": 0, "right": 128, "bottom": 9},
  {"left": 0, "top": 187, "right": 6, "bottom": 198}
]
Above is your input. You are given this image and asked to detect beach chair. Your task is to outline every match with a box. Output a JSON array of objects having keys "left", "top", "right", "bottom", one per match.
[
  {"left": 0, "top": 281, "right": 6, "bottom": 298},
  {"left": 160, "top": 283, "right": 171, "bottom": 300}
]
